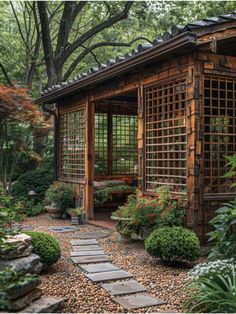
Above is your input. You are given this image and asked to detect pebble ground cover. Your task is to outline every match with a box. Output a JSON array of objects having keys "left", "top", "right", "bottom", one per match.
[{"left": 22, "top": 214, "right": 192, "bottom": 313}]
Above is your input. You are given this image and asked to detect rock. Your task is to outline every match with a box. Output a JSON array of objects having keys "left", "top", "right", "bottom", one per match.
[
  {"left": 0, "top": 234, "right": 32, "bottom": 259},
  {"left": 20, "top": 296, "right": 64, "bottom": 313},
  {"left": 6, "top": 277, "right": 41, "bottom": 300},
  {"left": 0, "top": 254, "right": 43, "bottom": 274},
  {"left": 7, "top": 288, "right": 42, "bottom": 311}
]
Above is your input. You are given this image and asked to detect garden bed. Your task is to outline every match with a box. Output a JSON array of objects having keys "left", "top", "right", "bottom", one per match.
[{"left": 20, "top": 213, "right": 194, "bottom": 313}]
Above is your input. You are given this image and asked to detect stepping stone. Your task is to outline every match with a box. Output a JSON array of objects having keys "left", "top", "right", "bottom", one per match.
[
  {"left": 20, "top": 296, "right": 64, "bottom": 313},
  {"left": 21, "top": 225, "right": 35, "bottom": 231},
  {"left": 79, "top": 263, "right": 120, "bottom": 273},
  {"left": 71, "top": 239, "right": 98, "bottom": 246},
  {"left": 113, "top": 293, "right": 165, "bottom": 310},
  {"left": 49, "top": 226, "right": 79, "bottom": 233},
  {"left": 71, "top": 255, "right": 111, "bottom": 264},
  {"left": 71, "top": 250, "right": 104, "bottom": 257},
  {"left": 101, "top": 280, "right": 147, "bottom": 296},
  {"left": 73, "top": 231, "right": 109, "bottom": 239},
  {"left": 85, "top": 270, "right": 133, "bottom": 283},
  {"left": 73, "top": 245, "right": 100, "bottom": 251}
]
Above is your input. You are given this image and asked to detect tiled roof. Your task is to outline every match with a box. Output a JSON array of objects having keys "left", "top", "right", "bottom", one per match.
[{"left": 40, "top": 12, "right": 236, "bottom": 98}]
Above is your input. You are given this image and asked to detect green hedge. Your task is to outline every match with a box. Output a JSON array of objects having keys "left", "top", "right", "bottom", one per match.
[
  {"left": 145, "top": 226, "right": 200, "bottom": 264},
  {"left": 11, "top": 169, "right": 53, "bottom": 203},
  {"left": 26, "top": 231, "right": 61, "bottom": 267}
]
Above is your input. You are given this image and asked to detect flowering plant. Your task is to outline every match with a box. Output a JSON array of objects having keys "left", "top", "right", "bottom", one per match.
[
  {"left": 184, "top": 259, "right": 236, "bottom": 313},
  {"left": 189, "top": 259, "right": 236, "bottom": 281},
  {"left": 113, "top": 187, "right": 186, "bottom": 238}
]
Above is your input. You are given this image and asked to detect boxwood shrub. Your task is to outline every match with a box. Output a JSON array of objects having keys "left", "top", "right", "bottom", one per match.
[
  {"left": 145, "top": 226, "right": 200, "bottom": 264},
  {"left": 26, "top": 231, "right": 61, "bottom": 267}
]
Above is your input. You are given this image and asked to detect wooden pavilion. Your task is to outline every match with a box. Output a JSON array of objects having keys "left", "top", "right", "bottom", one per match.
[{"left": 37, "top": 13, "right": 236, "bottom": 242}]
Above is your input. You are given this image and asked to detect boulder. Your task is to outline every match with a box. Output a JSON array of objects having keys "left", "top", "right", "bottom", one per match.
[
  {"left": 20, "top": 296, "right": 64, "bottom": 313},
  {"left": 6, "top": 277, "right": 41, "bottom": 300},
  {"left": 0, "top": 234, "right": 32, "bottom": 259},
  {"left": 7, "top": 288, "right": 42, "bottom": 311},
  {"left": 0, "top": 253, "right": 43, "bottom": 274}
]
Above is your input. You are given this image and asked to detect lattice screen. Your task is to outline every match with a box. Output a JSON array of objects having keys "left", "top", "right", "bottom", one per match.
[
  {"left": 112, "top": 115, "right": 138, "bottom": 175},
  {"left": 95, "top": 113, "right": 108, "bottom": 175},
  {"left": 144, "top": 80, "right": 187, "bottom": 191},
  {"left": 204, "top": 76, "right": 236, "bottom": 193},
  {"left": 59, "top": 107, "right": 85, "bottom": 181}
]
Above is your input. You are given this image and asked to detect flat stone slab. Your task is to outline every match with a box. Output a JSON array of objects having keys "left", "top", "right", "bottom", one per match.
[
  {"left": 0, "top": 253, "right": 42, "bottom": 274},
  {"left": 71, "top": 255, "right": 111, "bottom": 264},
  {"left": 21, "top": 225, "right": 35, "bottom": 231},
  {"left": 113, "top": 293, "right": 166, "bottom": 310},
  {"left": 70, "top": 239, "right": 99, "bottom": 246},
  {"left": 85, "top": 270, "right": 133, "bottom": 283},
  {"left": 20, "top": 296, "right": 64, "bottom": 313},
  {"left": 49, "top": 226, "right": 79, "bottom": 233},
  {"left": 71, "top": 250, "right": 104, "bottom": 257},
  {"left": 79, "top": 263, "right": 120, "bottom": 273},
  {"left": 73, "top": 245, "right": 100, "bottom": 251},
  {"left": 73, "top": 231, "right": 109, "bottom": 239},
  {"left": 101, "top": 280, "right": 147, "bottom": 296}
]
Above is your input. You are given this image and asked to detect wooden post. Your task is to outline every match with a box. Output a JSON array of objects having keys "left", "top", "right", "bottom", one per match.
[
  {"left": 107, "top": 103, "right": 113, "bottom": 175},
  {"left": 85, "top": 97, "right": 95, "bottom": 219},
  {"left": 137, "top": 84, "right": 144, "bottom": 195},
  {"left": 186, "top": 56, "right": 204, "bottom": 241}
]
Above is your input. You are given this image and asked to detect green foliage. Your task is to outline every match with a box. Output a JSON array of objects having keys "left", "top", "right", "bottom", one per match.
[
  {"left": 26, "top": 231, "right": 61, "bottom": 267},
  {"left": 113, "top": 187, "right": 186, "bottom": 238},
  {"left": 24, "top": 202, "right": 44, "bottom": 217},
  {"left": 184, "top": 261, "right": 236, "bottom": 313},
  {"left": 208, "top": 200, "right": 236, "bottom": 260},
  {"left": 0, "top": 268, "right": 39, "bottom": 311},
  {"left": 145, "top": 226, "right": 200, "bottom": 264},
  {"left": 11, "top": 168, "right": 53, "bottom": 204},
  {"left": 94, "top": 185, "right": 135, "bottom": 206},
  {"left": 0, "top": 192, "right": 23, "bottom": 233},
  {"left": 0, "top": 268, "right": 39, "bottom": 292},
  {"left": 45, "top": 182, "right": 75, "bottom": 210},
  {"left": 67, "top": 206, "right": 85, "bottom": 216}
]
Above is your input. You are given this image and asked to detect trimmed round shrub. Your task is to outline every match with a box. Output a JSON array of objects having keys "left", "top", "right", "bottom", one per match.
[
  {"left": 145, "top": 226, "right": 200, "bottom": 264},
  {"left": 26, "top": 231, "right": 61, "bottom": 266},
  {"left": 11, "top": 169, "right": 54, "bottom": 204}
]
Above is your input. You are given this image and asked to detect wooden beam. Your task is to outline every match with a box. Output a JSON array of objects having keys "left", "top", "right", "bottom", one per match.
[{"left": 85, "top": 97, "right": 95, "bottom": 219}]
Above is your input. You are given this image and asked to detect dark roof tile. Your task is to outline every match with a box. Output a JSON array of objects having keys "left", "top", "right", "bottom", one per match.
[{"left": 40, "top": 12, "right": 236, "bottom": 98}]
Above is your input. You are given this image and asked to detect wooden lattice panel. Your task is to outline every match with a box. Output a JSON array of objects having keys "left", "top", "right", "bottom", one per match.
[
  {"left": 112, "top": 115, "right": 138, "bottom": 175},
  {"left": 95, "top": 113, "right": 108, "bottom": 175},
  {"left": 59, "top": 107, "right": 85, "bottom": 182},
  {"left": 204, "top": 75, "right": 236, "bottom": 193},
  {"left": 144, "top": 80, "right": 187, "bottom": 191}
]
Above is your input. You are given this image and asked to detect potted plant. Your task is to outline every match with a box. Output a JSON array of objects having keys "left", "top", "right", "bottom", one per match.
[
  {"left": 67, "top": 207, "right": 85, "bottom": 224},
  {"left": 44, "top": 182, "right": 75, "bottom": 219}
]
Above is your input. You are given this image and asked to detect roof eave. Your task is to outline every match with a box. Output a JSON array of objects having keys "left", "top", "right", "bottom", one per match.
[{"left": 36, "top": 32, "right": 197, "bottom": 105}]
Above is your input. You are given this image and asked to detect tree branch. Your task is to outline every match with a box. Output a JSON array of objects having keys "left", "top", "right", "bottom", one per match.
[
  {"left": 37, "top": 1, "right": 57, "bottom": 85},
  {"left": 63, "top": 36, "right": 149, "bottom": 80},
  {"left": 0, "top": 63, "right": 13, "bottom": 86},
  {"left": 61, "top": 1, "right": 134, "bottom": 65},
  {"left": 10, "top": 1, "right": 30, "bottom": 53}
]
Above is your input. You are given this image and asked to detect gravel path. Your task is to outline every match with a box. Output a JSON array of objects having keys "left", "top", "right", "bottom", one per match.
[{"left": 22, "top": 214, "right": 192, "bottom": 313}]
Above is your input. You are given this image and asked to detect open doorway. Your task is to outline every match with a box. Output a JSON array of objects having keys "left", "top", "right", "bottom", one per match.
[{"left": 92, "top": 90, "right": 138, "bottom": 227}]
